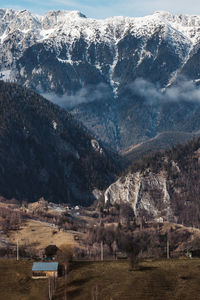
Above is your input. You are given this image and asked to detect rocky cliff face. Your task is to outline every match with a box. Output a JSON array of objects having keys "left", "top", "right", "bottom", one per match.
[
  {"left": 105, "top": 171, "right": 172, "bottom": 220},
  {"left": 105, "top": 138, "right": 200, "bottom": 226},
  {"left": 1, "top": 9, "right": 200, "bottom": 150}
]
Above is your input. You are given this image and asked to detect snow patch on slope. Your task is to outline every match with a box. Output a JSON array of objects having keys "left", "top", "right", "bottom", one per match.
[{"left": 0, "top": 70, "right": 11, "bottom": 81}]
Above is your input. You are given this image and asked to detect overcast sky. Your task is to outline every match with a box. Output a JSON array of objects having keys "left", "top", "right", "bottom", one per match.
[{"left": 1, "top": 0, "right": 200, "bottom": 19}]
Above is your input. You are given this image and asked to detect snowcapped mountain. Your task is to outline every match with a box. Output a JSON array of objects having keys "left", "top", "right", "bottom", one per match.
[
  {"left": 1, "top": 9, "right": 200, "bottom": 88},
  {"left": 1, "top": 9, "right": 200, "bottom": 150}
]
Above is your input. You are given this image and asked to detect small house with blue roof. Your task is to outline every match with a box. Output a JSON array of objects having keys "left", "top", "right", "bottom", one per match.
[{"left": 32, "top": 262, "right": 58, "bottom": 279}]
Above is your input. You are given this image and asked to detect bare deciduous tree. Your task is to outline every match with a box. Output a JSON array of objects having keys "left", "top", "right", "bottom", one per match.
[{"left": 56, "top": 244, "right": 74, "bottom": 300}]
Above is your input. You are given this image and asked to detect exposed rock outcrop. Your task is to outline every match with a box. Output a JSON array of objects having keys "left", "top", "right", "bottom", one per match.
[
  {"left": 105, "top": 138, "right": 200, "bottom": 226},
  {"left": 105, "top": 171, "right": 172, "bottom": 220}
]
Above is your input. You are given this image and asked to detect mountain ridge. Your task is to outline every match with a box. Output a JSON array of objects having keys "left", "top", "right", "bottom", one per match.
[
  {"left": 1, "top": 9, "right": 200, "bottom": 94},
  {"left": 1, "top": 9, "right": 200, "bottom": 151}
]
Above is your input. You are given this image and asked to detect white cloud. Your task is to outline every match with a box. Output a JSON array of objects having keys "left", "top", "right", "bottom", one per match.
[
  {"left": 130, "top": 77, "right": 200, "bottom": 104},
  {"left": 43, "top": 83, "right": 111, "bottom": 108}
]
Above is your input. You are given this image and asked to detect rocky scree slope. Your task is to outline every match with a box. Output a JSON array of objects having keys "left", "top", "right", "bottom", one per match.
[
  {"left": 0, "top": 81, "right": 120, "bottom": 204},
  {"left": 1, "top": 10, "right": 200, "bottom": 149},
  {"left": 105, "top": 138, "right": 200, "bottom": 227}
]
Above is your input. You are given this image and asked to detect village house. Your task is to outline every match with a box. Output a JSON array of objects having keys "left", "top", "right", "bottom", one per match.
[{"left": 32, "top": 262, "right": 58, "bottom": 279}]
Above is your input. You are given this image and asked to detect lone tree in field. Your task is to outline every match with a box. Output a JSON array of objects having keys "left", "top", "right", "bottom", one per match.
[
  {"left": 56, "top": 244, "right": 73, "bottom": 277},
  {"left": 117, "top": 231, "right": 148, "bottom": 270},
  {"left": 57, "top": 244, "right": 73, "bottom": 300},
  {"left": 45, "top": 245, "right": 58, "bottom": 259},
  {"left": 123, "top": 235, "right": 140, "bottom": 270}
]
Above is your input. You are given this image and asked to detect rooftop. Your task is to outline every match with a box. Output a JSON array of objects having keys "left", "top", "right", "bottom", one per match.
[{"left": 32, "top": 262, "right": 58, "bottom": 272}]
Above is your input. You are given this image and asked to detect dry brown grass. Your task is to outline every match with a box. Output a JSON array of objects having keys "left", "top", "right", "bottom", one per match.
[
  {"left": 55, "top": 259, "right": 200, "bottom": 300},
  {"left": 0, "top": 202, "right": 18, "bottom": 208},
  {"left": 3, "top": 219, "right": 78, "bottom": 249},
  {"left": 0, "top": 258, "right": 200, "bottom": 299},
  {"left": 0, "top": 259, "right": 48, "bottom": 300}
]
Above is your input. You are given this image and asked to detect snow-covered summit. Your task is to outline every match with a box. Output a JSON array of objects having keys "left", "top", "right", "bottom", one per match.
[
  {"left": 0, "top": 8, "right": 200, "bottom": 92},
  {"left": 42, "top": 10, "right": 87, "bottom": 30},
  {"left": 0, "top": 8, "right": 200, "bottom": 47},
  {"left": 1, "top": 9, "right": 200, "bottom": 153}
]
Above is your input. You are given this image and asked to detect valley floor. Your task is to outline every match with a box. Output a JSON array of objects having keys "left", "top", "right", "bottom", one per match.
[{"left": 0, "top": 259, "right": 200, "bottom": 299}]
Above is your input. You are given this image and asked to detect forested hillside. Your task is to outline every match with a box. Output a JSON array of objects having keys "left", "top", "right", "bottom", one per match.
[
  {"left": 105, "top": 138, "right": 200, "bottom": 227},
  {"left": 0, "top": 81, "right": 120, "bottom": 204}
]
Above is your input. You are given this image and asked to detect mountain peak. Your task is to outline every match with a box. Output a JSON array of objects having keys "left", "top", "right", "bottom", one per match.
[
  {"left": 44, "top": 10, "right": 87, "bottom": 19},
  {"left": 153, "top": 10, "right": 172, "bottom": 17}
]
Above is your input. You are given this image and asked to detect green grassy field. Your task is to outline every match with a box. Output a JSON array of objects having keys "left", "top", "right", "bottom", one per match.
[{"left": 0, "top": 259, "right": 200, "bottom": 300}]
